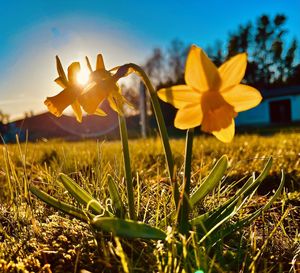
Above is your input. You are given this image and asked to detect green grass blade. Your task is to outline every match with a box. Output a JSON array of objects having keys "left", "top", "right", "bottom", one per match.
[
  {"left": 190, "top": 176, "right": 253, "bottom": 227},
  {"left": 190, "top": 210, "right": 211, "bottom": 226},
  {"left": 29, "top": 185, "right": 90, "bottom": 221},
  {"left": 242, "top": 157, "right": 273, "bottom": 197},
  {"left": 92, "top": 217, "right": 167, "bottom": 240},
  {"left": 198, "top": 204, "right": 238, "bottom": 244},
  {"left": 59, "top": 173, "right": 111, "bottom": 216},
  {"left": 107, "top": 175, "right": 126, "bottom": 218},
  {"left": 211, "top": 170, "right": 285, "bottom": 243},
  {"left": 207, "top": 157, "right": 273, "bottom": 221},
  {"left": 262, "top": 169, "right": 285, "bottom": 212},
  {"left": 190, "top": 155, "right": 228, "bottom": 208},
  {"left": 200, "top": 157, "right": 273, "bottom": 231},
  {"left": 191, "top": 157, "right": 272, "bottom": 231},
  {"left": 255, "top": 157, "right": 273, "bottom": 182}
]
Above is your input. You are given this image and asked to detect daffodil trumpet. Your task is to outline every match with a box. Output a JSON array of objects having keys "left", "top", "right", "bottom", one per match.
[
  {"left": 79, "top": 54, "right": 133, "bottom": 116},
  {"left": 44, "top": 56, "right": 84, "bottom": 122}
]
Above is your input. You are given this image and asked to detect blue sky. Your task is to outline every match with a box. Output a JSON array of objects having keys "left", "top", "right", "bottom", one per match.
[{"left": 0, "top": 0, "right": 299, "bottom": 119}]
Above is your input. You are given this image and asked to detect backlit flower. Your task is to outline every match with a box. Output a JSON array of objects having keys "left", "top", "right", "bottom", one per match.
[
  {"left": 44, "top": 56, "right": 84, "bottom": 122},
  {"left": 78, "top": 54, "right": 132, "bottom": 115},
  {"left": 158, "top": 45, "right": 262, "bottom": 143}
]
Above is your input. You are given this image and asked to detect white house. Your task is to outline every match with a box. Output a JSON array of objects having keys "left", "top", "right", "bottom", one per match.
[{"left": 236, "top": 85, "right": 300, "bottom": 126}]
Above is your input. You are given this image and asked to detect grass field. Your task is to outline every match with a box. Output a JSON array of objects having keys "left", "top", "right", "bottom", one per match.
[{"left": 0, "top": 133, "right": 299, "bottom": 272}]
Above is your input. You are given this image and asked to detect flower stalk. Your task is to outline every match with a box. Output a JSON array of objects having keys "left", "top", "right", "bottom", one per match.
[
  {"left": 115, "top": 63, "right": 179, "bottom": 206},
  {"left": 118, "top": 113, "right": 136, "bottom": 220},
  {"left": 178, "top": 128, "right": 194, "bottom": 234}
]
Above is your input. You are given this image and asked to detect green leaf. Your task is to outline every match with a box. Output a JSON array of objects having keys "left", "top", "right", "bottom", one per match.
[
  {"left": 213, "top": 157, "right": 273, "bottom": 217},
  {"left": 190, "top": 210, "right": 211, "bottom": 227},
  {"left": 191, "top": 157, "right": 274, "bottom": 232},
  {"left": 107, "top": 175, "right": 126, "bottom": 218},
  {"left": 178, "top": 128, "right": 194, "bottom": 235},
  {"left": 59, "top": 173, "right": 111, "bottom": 216},
  {"left": 242, "top": 157, "right": 273, "bottom": 197},
  {"left": 92, "top": 217, "right": 167, "bottom": 240},
  {"left": 190, "top": 155, "right": 228, "bottom": 208},
  {"left": 210, "top": 170, "right": 285, "bottom": 243},
  {"left": 262, "top": 169, "right": 285, "bottom": 212},
  {"left": 29, "top": 185, "right": 90, "bottom": 221},
  {"left": 198, "top": 203, "right": 238, "bottom": 244}
]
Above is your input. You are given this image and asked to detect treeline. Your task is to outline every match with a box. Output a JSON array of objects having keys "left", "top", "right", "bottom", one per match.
[{"left": 143, "top": 14, "right": 300, "bottom": 90}]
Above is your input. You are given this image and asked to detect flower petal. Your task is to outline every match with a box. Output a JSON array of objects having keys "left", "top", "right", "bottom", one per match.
[
  {"left": 222, "top": 84, "right": 262, "bottom": 112},
  {"left": 95, "top": 108, "right": 107, "bottom": 116},
  {"left": 56, "top": 56, "right": 67, "bottom": 81},
  {"left": 71, "top": 100, "right": 82, "bottom": 122},
  {"left": 44, "top": 87, "right": 78, "bottom": 117},
  {"left": 212, "top": 119, "right": 235, "bottom": 143},
  {"left": 54, "top": 77, "right": 67, "bottom": 89},
  {"left": 158, "top": 85, "right": 201, "bottom": 109},
  {"left": 78, "top": 83, "right": 108, "bottom": 114},
  {"left": 185, "top": 45, "right": 220, "bottom": 92},
  {"left": 219, "top": 53, "right": 247, "bottom": 91},
  {"left": 108, "top": 91, "right": 129, "bottom": 115},
  {"left": 85, "top": 56, "right": 93, "bottom": 72},
  {"left": 174, "top": 103, "right": 203, "bottom": 129},
  {"left": 108, "top": 96, "right": 119, "bottom": 113},
  {"left": 68, "top": 62, "right": 80, "bottom": 85},
  {"left": 96, "top": 54, "right": 105, "bottom": 70}
]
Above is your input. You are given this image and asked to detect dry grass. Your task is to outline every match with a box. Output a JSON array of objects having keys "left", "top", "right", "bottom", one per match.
[{"left": 0, "top": 133, "right": 299, "bottom": 272}]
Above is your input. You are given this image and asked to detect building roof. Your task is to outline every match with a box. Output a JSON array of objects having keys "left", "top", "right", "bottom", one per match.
[{"left": 261, "top": 85, "right": 300, "bottom": 99}]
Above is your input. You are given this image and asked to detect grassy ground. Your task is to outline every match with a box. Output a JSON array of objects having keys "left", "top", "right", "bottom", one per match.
[{"left": 0, "top": 133, "right": 299, "bottom": 272}]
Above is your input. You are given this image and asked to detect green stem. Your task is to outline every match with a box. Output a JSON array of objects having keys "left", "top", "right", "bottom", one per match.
[
  {"left": 179, "top": 128, "right": 194, "bottom": 235},
  {"left": 118, "top": 114, "right": 136, "bottom": 220},
  {"left": 116, "top": 63, "right": 179, "bottom": 207}
]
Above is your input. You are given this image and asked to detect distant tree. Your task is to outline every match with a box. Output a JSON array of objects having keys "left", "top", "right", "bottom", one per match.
[
  {"left": 227, "top": 23, "right": 252, "bottom": 58},
  {"left": 167, "top": 39, "right": 188, "bottom": 83},
  {"left": 207, "top": 40, "right": 224, "bottom": 66},
  {"left": 286, "top": 63, "right": 300, "bottom": 85},
  {"left": 203, "top": 14, "right": 300, "bottom": 87},
  {"left": 144, "top": 48, "right": 166, "bottom": 87},
  {"left": 284, "top": 39, "right": 298, "bottom": 81},
  {"left": 221, "top": 14, "right": 298, "bottom": 87}
]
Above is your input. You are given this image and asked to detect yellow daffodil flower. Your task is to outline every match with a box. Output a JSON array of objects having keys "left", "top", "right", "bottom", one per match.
[
  {"left": 78, "top": 54, "right": 132, "bottom": 115},
  {"left": 158, "top": 45, "right": 262, "bottom": 143},
  {"left": 44, "top": 56, "right": 84, "bottom": 122}
]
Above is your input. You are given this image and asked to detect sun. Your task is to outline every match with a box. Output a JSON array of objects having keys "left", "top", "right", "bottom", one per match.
[{"left": 76, "top": 67, "right": 90, "bottom": 86}]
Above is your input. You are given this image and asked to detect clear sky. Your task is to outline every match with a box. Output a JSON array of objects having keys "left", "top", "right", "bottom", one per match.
[{"left": 0, "top": 0, "right": 299, "bottom": 120}]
